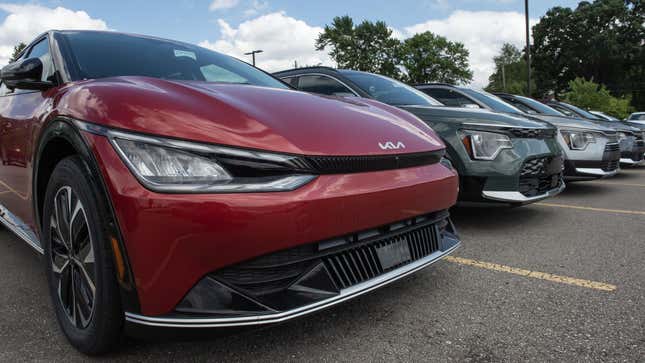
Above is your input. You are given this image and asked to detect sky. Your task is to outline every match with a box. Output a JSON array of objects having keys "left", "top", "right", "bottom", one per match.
[{"left": 0, "top": 0, "right": 584, "bottom": 88}]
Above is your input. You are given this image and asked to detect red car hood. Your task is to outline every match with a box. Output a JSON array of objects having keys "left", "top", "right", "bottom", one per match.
[{"left": 57, "top": 76, "right": 444, "bottom": 156}]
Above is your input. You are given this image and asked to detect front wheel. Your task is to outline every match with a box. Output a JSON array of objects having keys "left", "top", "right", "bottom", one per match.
[{"left": 42, "top": 156, "right": 123, "bottom": 355}]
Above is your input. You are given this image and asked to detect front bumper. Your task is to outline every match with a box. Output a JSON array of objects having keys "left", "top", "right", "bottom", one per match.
[
  {"left": 453, "top": 136, "right": 564, "bottom": 204},
  {"left": 563, "top": 159, "right": 620, "bottom": 180},
  {"left": 84, "top": 132, "right": 459, "bottom": 316},
  {"left": 620, "top": 141, "right": 645, "bottom": 165},
  {"left": 125, "top": 213, "right": 460, "bottom": 328},
  {"left": 482, "top": 181, "right": 565, "bottom": 204}
]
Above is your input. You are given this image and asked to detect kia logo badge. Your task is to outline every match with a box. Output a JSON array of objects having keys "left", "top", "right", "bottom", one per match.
[{"left": 379, "top": 141, "right": 406, "bottom": 150}]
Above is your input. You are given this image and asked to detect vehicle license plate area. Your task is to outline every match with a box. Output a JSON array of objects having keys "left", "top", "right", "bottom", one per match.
[{"left": 376, "top": 238, "right": 412, "bottom": 270}]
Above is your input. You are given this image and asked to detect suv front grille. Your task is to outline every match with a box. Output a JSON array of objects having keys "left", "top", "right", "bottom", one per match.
[
  {"left": 507, "top": 128, "right": 556, "bottom": 139},
  {"left": 212, "top": 211, "right": 448, "bottom": 296},
  {"left": 601, "top": 160, "right": 620, "bottom": 171},
  {"left": 519, "top": 156, "right": 563, "bottom": 197},
  {"left": 604, "top": 143, "right": 620, "bottom": 152}
]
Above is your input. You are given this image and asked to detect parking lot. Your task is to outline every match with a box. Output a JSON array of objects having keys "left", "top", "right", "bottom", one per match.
[{"left": 1, "top": 168, "right": 643, "bottom": 362}]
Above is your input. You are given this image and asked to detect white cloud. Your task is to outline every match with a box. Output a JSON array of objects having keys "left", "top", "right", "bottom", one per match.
[
  {"left": 209, "top": 0, "right": 239, "bottom": 11},
  {"left": 199, "top": 12, "right": 331, "bottom": 72},
  {"left": 0, "top": 3, "right": 108, "bottom": 66},
  {"left": 403, "top": 10, "right": 537, "bottom": 88}
]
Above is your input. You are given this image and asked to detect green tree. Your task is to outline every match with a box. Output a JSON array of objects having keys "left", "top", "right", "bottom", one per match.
[
  {"left": 564, "top": 77, "right": 634, "bottom": 119},
  {"left": 398, "top": 31, "right": 472, "bottom": 84},
  {"left": 10, "top": 42, "right": 27, "bottom": 62},
  {"left": 485, "top": 43, "right": 528, "bottom": 95},
  {"left": 532, "top": 0, "right": 644, "bottom": 109},
  {"left": 316, "top": 16, "right": 401, "bottom": 78}
]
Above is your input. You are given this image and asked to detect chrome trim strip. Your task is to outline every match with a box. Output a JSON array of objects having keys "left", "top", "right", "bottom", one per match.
[
  {"left": 481, "top": 182, "right": 566, "bottom": 203},
  {"left": 574, "top": 168, "right": 619, "bottom": 177},
  {"left": 125, "top": 242, "right": 461, "bottom": 328},
  {"left": 0, "top": 203, "right": 43, "bottom": 254},
  {"left": 619, "top": 158, "right": 645, "bottom": 166}
]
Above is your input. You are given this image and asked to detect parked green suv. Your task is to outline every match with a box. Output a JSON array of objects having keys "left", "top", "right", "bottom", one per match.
[{"left": 274, "top": 68, "right": 564, "bottom": 205}]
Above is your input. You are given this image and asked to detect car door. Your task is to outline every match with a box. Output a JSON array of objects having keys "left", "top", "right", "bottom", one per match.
[{"left": 0, "top": 36, "right": 56, "bottom": 233}]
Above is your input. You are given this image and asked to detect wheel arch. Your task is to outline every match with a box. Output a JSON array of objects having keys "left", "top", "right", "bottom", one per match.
[{"left": 33, "top": 117, "right": 142, "bottom": 314}]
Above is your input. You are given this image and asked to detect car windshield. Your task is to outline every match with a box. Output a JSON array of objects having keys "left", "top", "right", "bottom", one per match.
[
  {"left": 340, "top": 71, "right": 442, "bottom": 107},
  {"left": 458, "top": 88, "right": 523, "bottom": 114},
  {"left": 58, "top": 31, "right": 288, "bottom": 89},
  {"left": 511, "top": 95, "right": 564, "bottom": 116},
  {"left": 558, "top": 102, "right": 603, "bottom": 120},
  {"left": 630, "top": 113, "right": 645, "bottom": 120}
]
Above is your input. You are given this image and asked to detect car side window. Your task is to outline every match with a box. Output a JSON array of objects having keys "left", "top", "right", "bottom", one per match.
[
  {"left": 25, "top": 38, "right": 56, "bottom": 82},
  {"left": 296, "top": 75, "right": 355, "bottom": 97},
  {"left": 281, "top": 76, "right": 299, "bottom": 88},
  {"left": 424, "top": 88, "right": 479, "bottom": 108},
  {"left": 550, "top": 104, "right": 574, "bottom": 117},
  {"left": 504, "top": 98, "right": 534, "bottom": 113}
]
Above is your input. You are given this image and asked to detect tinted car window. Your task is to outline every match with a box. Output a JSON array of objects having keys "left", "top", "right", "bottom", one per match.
[
  {"left": 296, "top": 75, "right": 354, "bottom": 96},
  {"left": 281, "top": 76, "right": 299, "bottom": 87},
  {"left": 556, "top": 102, "right": 603, "bottom": 120},
  {"left": 506, "top": 95, "right": 564, "bottom": 116},
  {"left": 26, "top": 38, "right": 56, "bottom": 82},
  {"left": 549, "top": 104, "right": 575, "bottom": 117},
  {"left": 630, "top": 114, "right": 645, "bottom": 120},
  {"left": 340, "top": 71, "right": 442, "bottom": 107},
  {"left": 423, "top": 88, "right": 479, "bottom": 108},
  {"left": 59, "top": 31, "right": 287, "bottom": 89},
  {"left": 459, "top": 88, "right": 523, "bottom": 114}
]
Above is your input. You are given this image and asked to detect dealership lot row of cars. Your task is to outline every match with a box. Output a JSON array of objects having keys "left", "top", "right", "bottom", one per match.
[{"left": 0, "top": 30, "right": 643, "bottom": 355}]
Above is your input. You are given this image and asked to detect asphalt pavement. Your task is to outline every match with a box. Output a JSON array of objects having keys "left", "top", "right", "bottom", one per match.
[{"left": 1, "top": 168, "right": 644, "bottom": 362}]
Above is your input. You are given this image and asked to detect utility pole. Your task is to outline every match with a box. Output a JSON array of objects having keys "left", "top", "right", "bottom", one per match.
[
  {"left": 244, "top": 50, "right": 263, "bottom": 66},
  {"left": 502, "top": 64, "right": 507, "bottom": 92},
  {"left": 525, "top": 0, "right": 531, "bottom": 95}
]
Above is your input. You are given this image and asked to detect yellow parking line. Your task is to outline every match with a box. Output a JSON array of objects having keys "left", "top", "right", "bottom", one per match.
[
  {"left": 592, "top": 181, "right": 645, "bottom": 188},
  {"left": 535, "top": 202, "right": 645, "bottom": 216},
  {"left": 444, "top": 256, "right": 616, "bottom": 292}
]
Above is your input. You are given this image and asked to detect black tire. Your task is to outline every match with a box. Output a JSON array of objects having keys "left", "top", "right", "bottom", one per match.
[{"left": 42, "top": 155, "right": 123, "bottom": 355}]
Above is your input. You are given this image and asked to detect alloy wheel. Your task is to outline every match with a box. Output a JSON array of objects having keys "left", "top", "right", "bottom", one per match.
[{"left": 50, "top": 186, "right": 96, "bottom": 329}]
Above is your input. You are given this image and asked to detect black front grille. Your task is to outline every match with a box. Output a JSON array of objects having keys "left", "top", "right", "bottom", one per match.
[
  {"left": 601, "top": 160, "right": 620, "bottom": 171},
  {"left": 519, "top": 156, "right": 563, "bottom": 197},
  {"left": 605, "top": 143, "right": 620, "bottom": 152},
  {"left": 302, "top": 151, "right": 443, "bottom": 174},
  {"left": 507, "top": 128, "right": 556, "bottom": 139},
  {"left": 324, "top": 224, "right": 440, "bottom": 289},
  {"left": 212, "top": 211, "right": 447, "bottom": 296}
]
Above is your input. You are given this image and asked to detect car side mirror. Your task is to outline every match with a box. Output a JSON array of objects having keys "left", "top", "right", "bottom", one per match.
[{"left": 0, "top": 58, "right": 55, "bottom": 91}]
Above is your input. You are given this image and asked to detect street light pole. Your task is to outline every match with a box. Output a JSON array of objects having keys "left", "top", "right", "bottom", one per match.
[
  {"left": 244, "top": 50, "right": 263, "bottom": 66},
  {"left": 525, "top": 0, "right": 531, "bottom": 95}
]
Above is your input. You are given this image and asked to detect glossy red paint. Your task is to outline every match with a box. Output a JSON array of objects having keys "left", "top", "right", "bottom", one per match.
[
  {"left": 85, "top": 132, "right": 458, "bottom": 315},
  {"left": 1, "top": 74, "right": 458, "bottom": 317},
  {"left": 57, "top": 77, "right": 444, "bottom": 156}
]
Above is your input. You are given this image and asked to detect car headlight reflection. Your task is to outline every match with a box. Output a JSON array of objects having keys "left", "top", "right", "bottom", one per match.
[
  {"left": 560, "top": 130, "right": 597, "bottom": 150},
  {"left": 109, "top": 132, "right": 316, "bottom": 193},
  {"left": 460, "top": 130, "right": 513, "bottom": 160}
]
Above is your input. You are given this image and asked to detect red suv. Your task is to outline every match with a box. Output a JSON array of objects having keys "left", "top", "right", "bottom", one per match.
[{"left": 0, "top": 31, "right": 460, "bottom": 354}]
